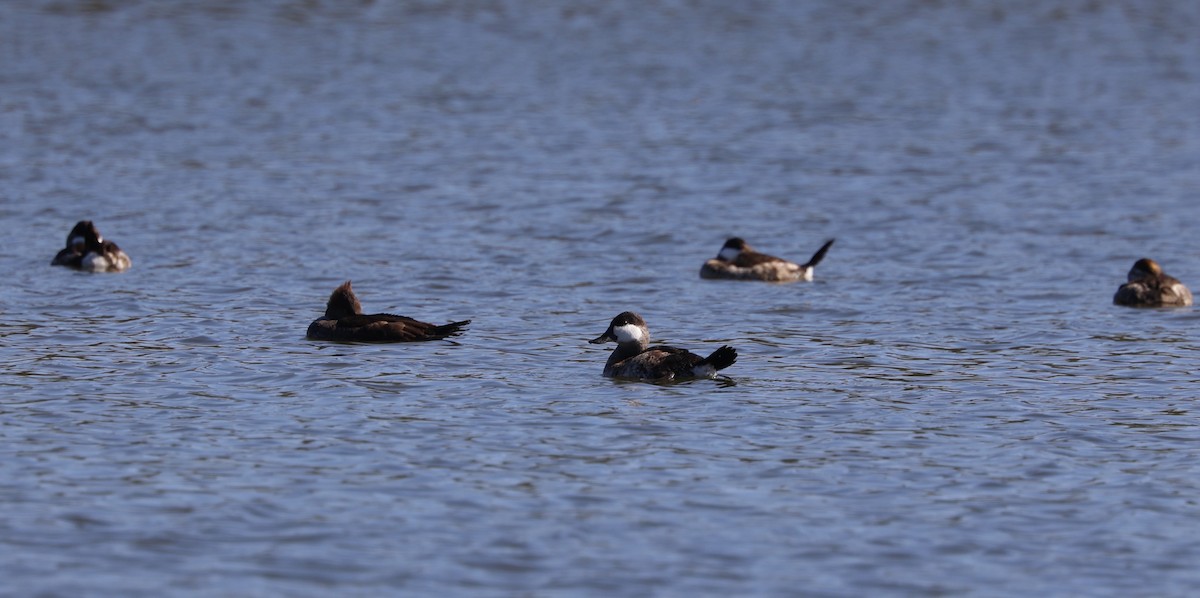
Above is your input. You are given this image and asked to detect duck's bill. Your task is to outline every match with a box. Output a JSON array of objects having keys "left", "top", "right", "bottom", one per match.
[{"left": 589, "top": 332, "right": 615, "bottom": 344}]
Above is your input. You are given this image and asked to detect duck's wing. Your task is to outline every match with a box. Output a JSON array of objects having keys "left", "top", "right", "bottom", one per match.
[
  {"left": 1161, "top": 276, "right": 1193, "bottom": 306},
  {"left": 624, "top": 345, "right": 706, "bottom": 380},
  {"left": 1115, "top": 276, "right": 1193, "bottom": 307},
  {"left": 91, "top": 240, "right": 131, "bottom": 272},
  {"left": 700, "top": 259, "right": 739, "bottom": 279},
  {"left": 336, "top": 313, "right": 469, "bottom": 341},
  {"left": 51, "top": 247, "right": 83, "bottom": 267},
  {"left": 1114, "top": 281, "right": 1154, "bottom": 306},
  {"left": 732, "top": 250, "right": 788, "bottom": 268}
]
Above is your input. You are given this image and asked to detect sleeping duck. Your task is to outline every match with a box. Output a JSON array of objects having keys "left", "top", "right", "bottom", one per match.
[
  {"left": 700, "top": 237, "right": 833, "bottom": 282},
  {"left": 1113, "top": 258, "right": 1192, "bottom": 307},
  {"left": 307, "top": 281, "right": 470, "bottom": 342},
  {"left": 51, "top": 220, "right": 131, "bottom": 272}
]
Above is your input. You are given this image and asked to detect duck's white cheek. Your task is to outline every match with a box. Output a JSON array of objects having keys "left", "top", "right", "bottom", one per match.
[
  {"left": 718, "top": 248, "right": 741, "bottom": 261},
  {"left": 612, "top": 324, "right": 644, "bottom": 343}
]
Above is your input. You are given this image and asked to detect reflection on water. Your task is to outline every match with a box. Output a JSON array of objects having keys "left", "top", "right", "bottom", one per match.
[{"left": 2, "top": 0, "right": 1200, "bottom": 595}]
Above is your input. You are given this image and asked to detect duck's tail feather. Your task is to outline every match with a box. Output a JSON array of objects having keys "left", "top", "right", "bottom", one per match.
[
  {"left": 803, "top": 239, "right": 835, "bottom": 268},
  {"left": 434, "top": 320, "right": 471, "bottom": 338},
  {"left": 699, "top": 345, "right": 737, "bottom": 371}
]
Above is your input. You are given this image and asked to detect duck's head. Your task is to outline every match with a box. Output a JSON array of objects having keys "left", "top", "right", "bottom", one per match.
[
  {"left": 65, "top": 220, "right": 102, "bottom": 251},
  {"left": 1128, "top": 258, "right": 1164, "bottom": 282},
  {"left": 716, "top": 237, "right": 750, "bottom": 262},
  {"left": 590, "top": 311, "right": 649, "bottom": 347},
  {"left": 324, "top": 281, "right": 363, "bottom": 318}
]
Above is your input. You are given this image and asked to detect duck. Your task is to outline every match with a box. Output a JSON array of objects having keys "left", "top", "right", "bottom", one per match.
[
  {"left": 306, "top": 281, "right": 470, "bottom": 342},
  {"left": 50, "top": 220, "right": 131, "bottom": 272},
  {"left": 589, "top": 311, "right": 737, "bottom": 381},
  {"left": 1113, "top": 258, "right": 1193, "bottom": 307},
  {"left": 700, "top": 237, "right": 834, "bottom": 282}
]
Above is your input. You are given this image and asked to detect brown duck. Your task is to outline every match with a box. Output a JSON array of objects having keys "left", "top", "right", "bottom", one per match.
[
  {"left": 50, "top": 220, "right": 131, "bottom": 273},
  {"left": 306, "top": 281, "right": 470, "bottom": 342},
  {"left": 589, "top": 311, "right": 736, "bottom": 382},
  {"left": 1113, "top": 258, "right": 1192, "bottom": 307},
  {"left": 700, "top": 237, "right": 833, "bottom": 282}
]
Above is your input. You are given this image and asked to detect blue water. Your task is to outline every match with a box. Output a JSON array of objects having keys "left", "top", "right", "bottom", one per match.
[{"left": 2, "top": 1, "right": 1200, "bottom": 595}]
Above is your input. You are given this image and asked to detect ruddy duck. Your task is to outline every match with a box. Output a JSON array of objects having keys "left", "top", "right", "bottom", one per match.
[
  {"left": 589, "top": 311, "right": 737, "bottom": 382},
  {"left": 50, "top": 220, "right": 131, "bottom": 272},
  {"left": 306, "top": 281, "right": 470, "bottom": 342},
  {"left": 700, "top": 237, "right": 834, "bottom": 282},
  {"left": 1113, "top": 258, "right": 1193, "bottom": 307}
]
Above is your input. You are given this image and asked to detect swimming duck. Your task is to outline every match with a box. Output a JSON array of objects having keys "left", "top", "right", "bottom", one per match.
[
  {"left": 589, "top": 311, "right": 737, "bottom": 381},
  {"left": 306, "top": 281, "right": 470, "bottom": 342},
  {"left": 700, "top": 237, "right": 834, "bottom": 282},
  {"left": 50, "top": 220, "right": 131, "bottom": 272},
  {"left": 1113, "top": 258, "right": 1193, "bottom": 307}
]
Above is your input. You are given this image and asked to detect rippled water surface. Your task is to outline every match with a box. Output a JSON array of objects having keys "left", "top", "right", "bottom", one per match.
[{"left": 3, "top": 1, "right": 1200, "bottom": 595}]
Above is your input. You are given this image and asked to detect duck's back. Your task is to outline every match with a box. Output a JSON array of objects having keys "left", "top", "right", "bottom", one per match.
[
  {"left": 607, "top": 346, "right": 695, "bottom": 380},
  {"left": 307, "top": 313, "right": 469, "bottom": 342},
  {"left": 1114, "top": 276, "right": 1193, "bottom": 307},
  {"left": 608, "top": 344, "right": 736, "bottom": 381},
  {"left": 701, "top": 258, "right": 808, "bottom": 282},
  {"left": 51, "top": 247, "right": 84, "bottom": 269},
  {"left": 51, "top": 242, "right": 130, "bottom": 272},
  {"left": 84, "top": 242, "right": 131, "bottom": 273}
]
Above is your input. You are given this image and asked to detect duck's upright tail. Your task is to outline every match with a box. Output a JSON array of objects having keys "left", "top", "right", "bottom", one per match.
[
  {"left": 699, "top": 345, "right": 738, "bottom": 372},
  {"left": 802, "top": 239, "right": 836, "bottom": 269}
]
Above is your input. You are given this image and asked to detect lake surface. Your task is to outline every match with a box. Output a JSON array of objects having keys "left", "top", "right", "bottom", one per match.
[{"left": 2, "top": 1, "right": 1199, "bottom": 595}]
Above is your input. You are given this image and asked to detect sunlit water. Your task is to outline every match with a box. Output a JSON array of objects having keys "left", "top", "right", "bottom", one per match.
[{"left": 2, "top": 1, "right": 1199, "bottom": 595}]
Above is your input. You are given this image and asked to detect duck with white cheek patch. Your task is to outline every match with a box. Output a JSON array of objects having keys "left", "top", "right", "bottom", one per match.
[{"left": 589, "top": 311, "right": 737, "bottom": 382}]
